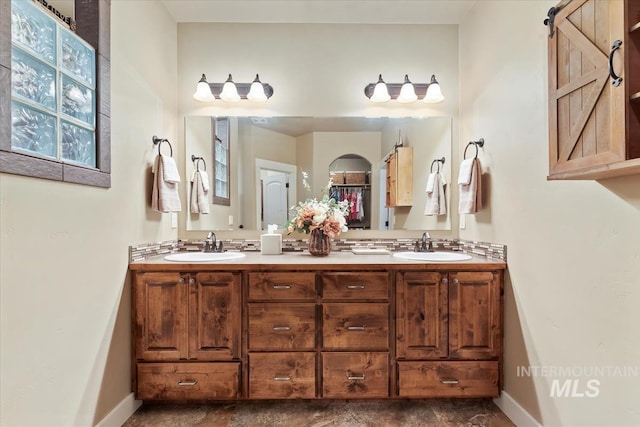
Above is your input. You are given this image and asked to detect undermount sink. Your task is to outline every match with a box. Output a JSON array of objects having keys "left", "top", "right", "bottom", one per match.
[
  {"left": 392, "top": 251, "right": 472, "bottom": 262},
  {"left": 164, "top": 252, "right": 246, "bottom": 262}
]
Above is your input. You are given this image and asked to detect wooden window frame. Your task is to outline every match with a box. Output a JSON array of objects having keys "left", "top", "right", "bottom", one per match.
[
  {"left": 212, "top": 117, "right": 230, "bottom": 206},
  {"left": 0, "top": 0, "right": 111, "bottom": 188}
]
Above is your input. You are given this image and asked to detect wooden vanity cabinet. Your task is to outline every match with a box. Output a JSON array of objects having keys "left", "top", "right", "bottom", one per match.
[
  {"left": 547, "top": 0, "right": 640, "bottom": 179},
  {"left": 132, "top": 271, "right": 241, "bottom": 400},
  {"left": 396, "top": 270, "right": 502, "bottom": 398},
  {"left": 131, "top": 264, "right": 503, "bottom": 401}
]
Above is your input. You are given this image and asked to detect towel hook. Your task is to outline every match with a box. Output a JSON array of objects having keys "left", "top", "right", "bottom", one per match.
[
  {"left": 152, "top": 135, "right": 173, "bottom": 157},
  {"left": 430, "top": 157, "right": 446, "bottom": 173},
  {"left": 463, "top": 138, "right": 485, "bottom": 160},
  {"left": 191, "top": 155, "right": 207, "bottom": 171}
]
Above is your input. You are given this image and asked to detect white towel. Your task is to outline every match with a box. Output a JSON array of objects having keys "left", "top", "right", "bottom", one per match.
[
  {"left": 426, "top": 172, "right": 436, "bottom": 193},
  {"left": 459, "top": 158, "right": 482, "bottom": 214},
  {"left": 161, "top": 154, "right": 181, "bottom": 183},
  {"left": 190, "top": 169, "right": 210, "bottom": 214},
  {"left": 457, "top": 158, "right": 474, "bottom": 185},
  {"left": 425, "top": 172, "right": 446, "bottom": 216},
  {"left": 199, "top": 170, "right": 210, "bottom": 192},
  {"left": 151, "top": 155, "right": 182, "bottom": 212}
]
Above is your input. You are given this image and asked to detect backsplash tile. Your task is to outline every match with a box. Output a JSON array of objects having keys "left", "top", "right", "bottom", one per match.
[{"left": 129, "top": 237, "right": 506, "bottom": 263}]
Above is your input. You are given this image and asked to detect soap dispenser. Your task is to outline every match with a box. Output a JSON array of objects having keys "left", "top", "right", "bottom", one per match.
[{"left": 260, "top": 224, "right": 282, "bottom": 255}]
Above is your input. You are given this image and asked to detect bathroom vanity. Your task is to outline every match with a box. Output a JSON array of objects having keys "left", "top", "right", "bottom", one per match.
[{"left": 129, "top": 251, "right": 505, "bottom": 401}]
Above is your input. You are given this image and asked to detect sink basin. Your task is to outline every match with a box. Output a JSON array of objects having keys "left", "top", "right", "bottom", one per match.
[
  {"left": 164, "top": 252, "right": 246, "bottom": 262},
  {"left": 392, "top": 251, "right": 472, "bottom": 262}
]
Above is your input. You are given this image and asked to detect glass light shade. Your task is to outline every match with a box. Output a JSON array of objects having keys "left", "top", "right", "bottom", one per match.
[
  {"left": 423, "top": 74, "right": 444, "bottom": 103},
  {"left": 193, "top": 74, "right": 215, "bottom": 102},
  {"left": 247, "top": 74, "right": 267, "bottom": 102},
  {"left": 220, "top": 74, "right": 240, "bottom": 102},
  {"left": 397, "top": 74, "right": 417, "bottom": 103},
  {"left": 370, "top": 74, "right": 390, "bottom": 102}
]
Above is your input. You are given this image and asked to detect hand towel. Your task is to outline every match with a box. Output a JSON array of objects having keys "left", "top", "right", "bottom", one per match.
[
  {"left": 151, "top": 155, "right": 182, "bottom": 213},
  {"left": 457, "top": 158, "right": 474, "bottom": 185},
  {"left": 199, "top": 170, "right": 210, "bottom": 192},
  {"left": 425, "top": 172, "right": 436, "bottom": 193},
  {"left": 458, "top": 158, "right": 482, "bottom": 214},
  {"left": 161, "top": 154, "right": 181, "bottom": 183},
  {"left": 424, "top": 172, "right": 447, "bottom": 216},
  {"left": 190, "top": 169, "right": 210, "bottom": 214}
]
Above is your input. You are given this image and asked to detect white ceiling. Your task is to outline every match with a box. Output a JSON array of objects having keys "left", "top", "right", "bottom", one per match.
[{"left": 161, "top": 0, "right": 475, "bottom": 24}]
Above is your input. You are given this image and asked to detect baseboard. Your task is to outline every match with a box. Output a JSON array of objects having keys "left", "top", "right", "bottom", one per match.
[
  {"left": 494, "top": 391, "right": 542, "bottom": 427},
  {"left": 95, "top": 392, "right": 142, "bottom": 427}
]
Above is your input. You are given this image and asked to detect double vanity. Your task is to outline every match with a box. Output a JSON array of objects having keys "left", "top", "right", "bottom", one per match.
[{"left": 129, "top": 244, "right": 505, "bottom": 402}]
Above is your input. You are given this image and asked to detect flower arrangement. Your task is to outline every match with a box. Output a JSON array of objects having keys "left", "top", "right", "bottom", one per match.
[{"left": 286, "top": 172, "right": 350, "bottom": 238}]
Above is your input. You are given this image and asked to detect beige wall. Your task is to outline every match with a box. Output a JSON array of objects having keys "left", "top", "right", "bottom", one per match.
[
  {"left": 0, "top": 1, "right": 178, "bottom": 425},
  {"left": 460, "top": 2, "right": 640, "bottom": 425},
  {"left": 177, "top": 22, "right": 459, "bottom": 240}
]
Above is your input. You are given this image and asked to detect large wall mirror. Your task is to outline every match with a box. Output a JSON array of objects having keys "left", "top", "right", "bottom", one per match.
[{"left": 184, "top": 116, "right": 452, "bottom": 232}]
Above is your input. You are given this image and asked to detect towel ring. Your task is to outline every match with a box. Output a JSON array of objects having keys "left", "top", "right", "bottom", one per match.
[
  {"left": 191, "top": 155, "right": 207, "bottom": 171},
  {"left": 463, "top": 138, "right": 485, "bottom": 159},
  {"left": 152, "top": 135, "right": 173, "bottom": 157},
  {"left": 430, "top": 157, "right": 446, "bottom": 173}
]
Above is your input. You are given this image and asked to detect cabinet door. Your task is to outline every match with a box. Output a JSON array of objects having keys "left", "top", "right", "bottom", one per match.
[
  {"left": 548, "top": 0, "right": 626, "bottom": 177},
  {"left": 134, "top": 272, "right": 188, "bottom": 361},
  {"left": 449, "top": 271, "right": 501, "bottom": 359},
  {"left": 396, "top": 272, "right": 448, "bottom": 359},
  {"left": 189, "top": 272, "right": 241, "bottom": 360}
]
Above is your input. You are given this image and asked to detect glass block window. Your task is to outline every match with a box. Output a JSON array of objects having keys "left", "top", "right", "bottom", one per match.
[
  {"left": 10, "top": 0, "right": 96, "bottom": 168},
  {"left": 212, "top": 117, "right": 231, "bottom": 206}
]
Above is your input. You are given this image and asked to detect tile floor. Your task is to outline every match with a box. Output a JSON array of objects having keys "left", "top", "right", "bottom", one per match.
[{"left": 122, "top": 399, "right": 515, "bottom": 427}]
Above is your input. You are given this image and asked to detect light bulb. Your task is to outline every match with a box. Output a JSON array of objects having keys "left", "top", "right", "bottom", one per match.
[
  {"left": 192, "top": 74, "right": 215, "bottom": 102},
  {"left": 247, "top": 74, "right": 267, "bottom": 102},
  {"left": 423, "top": 74, "right": 444, "bottom": 103},
  {"left": 370, "top": 74, "right": 390, "bottom": 102},
  {"left": 219, "top": 74, "right": 240, "bottom": 102},
  {"left": 397, "top": 74, "right": 417, "bottom": 103}
]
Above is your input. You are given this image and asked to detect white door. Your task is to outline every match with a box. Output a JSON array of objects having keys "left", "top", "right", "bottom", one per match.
[{"left": 262, "top": 173, "right": 288, "bottom": 230}]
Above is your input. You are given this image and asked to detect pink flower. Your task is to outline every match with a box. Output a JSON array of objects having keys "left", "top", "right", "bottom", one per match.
[{"left": 322, "top": 218, "right": 342, "bottom": 237}]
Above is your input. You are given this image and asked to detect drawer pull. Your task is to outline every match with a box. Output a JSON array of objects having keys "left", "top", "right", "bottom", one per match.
[
  {"left": 347, "top": 325, "right": 366, "bottom": 331},
  {"left": 440, "top": 379, "right": 459, "bottom": 385},
  {"left": 273, "top": 376, "right": 292, "bottom": 381},
  {"left": 346, "top": 285, "right": 365, "bottom": 289},
  {"left": 272, "top": 284, "right": 292, "bottom": 289},
  {"left": 177, "top": 380, "right": 198, "bottom": 386},
  {"left": 272, "top": 326, "right": 291, "bottom": 331},
  {"left": 347, "top": 374, "right": 366, "bottom": 381}
]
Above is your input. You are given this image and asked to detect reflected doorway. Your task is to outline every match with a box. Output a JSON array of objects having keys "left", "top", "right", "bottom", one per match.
[{"left": 255, "top": 159, "right": 297, "bottom": 230}]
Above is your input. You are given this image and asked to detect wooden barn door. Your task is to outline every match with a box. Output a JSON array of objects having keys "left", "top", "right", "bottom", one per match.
[{"left": 548, "top": 0, "right": 625, "bottom": 177}]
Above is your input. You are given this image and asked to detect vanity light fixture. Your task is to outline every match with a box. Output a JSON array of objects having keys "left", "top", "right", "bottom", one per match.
[
  {"left": 192, "top": 73, "right": 274, "bottom": 103},
  {"left": 364, "top": 74, "right": 444, "bottom": 104}
]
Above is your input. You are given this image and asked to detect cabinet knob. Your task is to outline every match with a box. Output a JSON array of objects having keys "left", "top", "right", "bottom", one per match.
[
  {"left": 347, "top": 374, "right": 366, "bottom": 381},
  {"left": 189, "top": 278, "right": 195, "bottom": 285},
  {"left": 346, "top": 285, "right": 365, "bottom": 289},
  {"left": 440, "top": 378, "right": 459, "bottom": 385},
  {"left": 272, "top": 284, "right": 292, "bottom": 289},
  {"left": 273, "top": 376, "right": 292, "bottom": 381},
  {"left": 452, "top": 278, "right": 459, "bottom": 284},
  {"left": 347, "top": 325, "right": 366, "bottom": 331},
  {"left": 177, "top": 380, "right": 198, "bottom": 386},
  {"left": 442, "top": 278, "right": 448, "bottom": 284},
  {"left": 178, "top": 278, "right": 185, "bottom": 284},
  {"left": 272, "top": 326, "right": 291, "bottom": 331}
]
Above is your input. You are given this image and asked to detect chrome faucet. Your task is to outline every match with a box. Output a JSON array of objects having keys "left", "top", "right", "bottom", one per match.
[
  {"left": 204, "top": 231, "right": 223, "bottom": 252},
  {"left": 414, "top": 232, "right": 435, "bottom": 252}
]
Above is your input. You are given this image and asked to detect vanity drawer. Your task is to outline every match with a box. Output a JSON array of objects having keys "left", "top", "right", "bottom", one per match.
[
  {"left": 322, "top": 303, "right": 389, "bottom": 350},
  {"left": 249, "top": 272, "right": 316, "bottom": 301},
  {"left": 136, "top": 362, "right": 240, "bottom": 400},
  {"left": 321, "top": 272, "right": 389, "bottom": 300},
  {"left": 249, "top": 352, "right": 316, "bottom": 399},
  {"left": 322, "top": 352, "right": 389, "bottom": 398},
  {"left": 397, "top": 361, "right": 499, "bottom": 398},
  {"left": 248, "top": 303, "right": 316, "bottom": 351}
]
